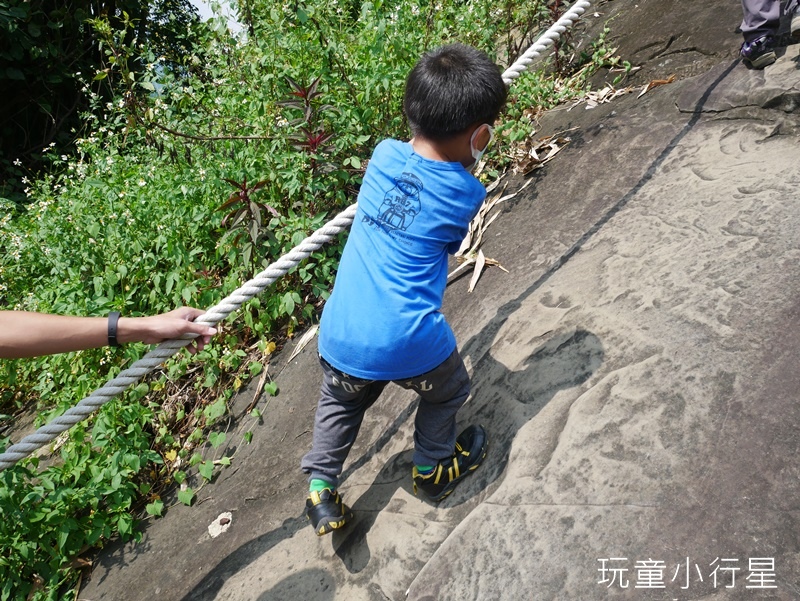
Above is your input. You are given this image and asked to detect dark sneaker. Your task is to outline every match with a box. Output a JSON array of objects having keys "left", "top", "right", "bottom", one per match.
[
  {"left": 740, "top": 34, "right": 777, "bottom": 69},
  {"left": 305, "top": 489, "right": 353, "bottom": 536},
  {"left": 413, "top": 424, "right": 488, "bottom": 502}
]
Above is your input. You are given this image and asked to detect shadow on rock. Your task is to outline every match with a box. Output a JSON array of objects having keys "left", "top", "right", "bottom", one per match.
[
  {"left": 464, "top": 328, "right": 604, "bottom": 489},
  {"left": 331, "top": 449, "right": 414, "bottom": 573},
  {"left": 256, "top": 567, "right": 336, "bottom": 601},
  {"left": 178, "top": 513, "right": 307, "bottom": 601},
  {"left": 328, "top": 328, "right": 604, "bottom": 574}
]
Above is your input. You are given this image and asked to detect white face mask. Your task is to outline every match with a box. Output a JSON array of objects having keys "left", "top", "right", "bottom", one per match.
[{"left": 467, "top": 124, "right": 494, "bottom": 172}]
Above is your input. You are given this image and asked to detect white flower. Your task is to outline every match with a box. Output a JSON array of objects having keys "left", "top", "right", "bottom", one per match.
[
  {"left": 138, "top": 179, "right": 146, "bottom": 187},
  {"left": 13, "top": 159, "right": 21, "bottom": 166}
]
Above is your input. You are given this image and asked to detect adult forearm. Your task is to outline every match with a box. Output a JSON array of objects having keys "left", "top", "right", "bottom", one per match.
[
  {"left": 0, "top": 308, "right": 216, "bottom": 359},
  {"left": 0, "top": 312, "right": 109, "bottom": 359}
]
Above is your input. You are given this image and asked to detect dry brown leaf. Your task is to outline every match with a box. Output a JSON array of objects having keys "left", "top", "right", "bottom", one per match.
[
  {"left": 468, "top": 250, "right": 487, "bottom": 293},
  {"left": 637, "top": 73, "right": 676, "bottom": 98},
  {"left": 246, "top": 363, "right": 270, "bottom": 413},
  {"left": 447, "top": 256, "right": 476, "bottom": 281},
  {"left": 69, "top": 556, "right": 93, "bottom": 569},
  {"left": 455, "top": 228, "right": 472, "bottom": 257},
  {"left": 570, "top": 84, "right": 635, "bottom": 111},
  {"left": 288, "top": 324, "right": 318, "bottom": 362},
  {"left": 517, "top": 134, "right": 572, "bottom": 176}
]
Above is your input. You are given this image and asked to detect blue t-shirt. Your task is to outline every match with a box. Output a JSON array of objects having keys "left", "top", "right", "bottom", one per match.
[{"left": 318, "top": 139, "right": 486, "bottom": 380}]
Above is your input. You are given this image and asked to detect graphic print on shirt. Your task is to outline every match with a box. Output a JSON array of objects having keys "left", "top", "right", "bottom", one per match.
[{"left": 376, "top": 172, "right": 423, "bottom": 231}]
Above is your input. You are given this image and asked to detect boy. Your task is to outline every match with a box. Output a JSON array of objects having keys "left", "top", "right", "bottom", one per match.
[
  {"left": 739, "top": 0, "right": 800, "bottom": 69},
  {"left": 300, "top": 43, "right": 508, "bottom": 536}
]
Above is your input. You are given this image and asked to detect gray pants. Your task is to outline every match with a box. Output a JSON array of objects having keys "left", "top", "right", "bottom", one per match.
[
  {"left": 300, "top": 349, "right": 470, "bottom": 488},
  {"left": 740, "top": 0, "right": 786, "bottom": 41}
]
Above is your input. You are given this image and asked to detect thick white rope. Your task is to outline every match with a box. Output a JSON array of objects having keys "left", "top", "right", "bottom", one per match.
[
  {"left": 0, "top": 0, "right": 591, "bottom": 471},
  {"left": 0, "top": 206, "right": 357, "bottom": 470},
  {"left": 502, "top": 0, "right": 592, "bottom": 85}
]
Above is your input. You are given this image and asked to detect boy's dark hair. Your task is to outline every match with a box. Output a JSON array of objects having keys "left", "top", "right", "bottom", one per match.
[{"left": 404, "top": 43, "right": 507, "bottom": 140}]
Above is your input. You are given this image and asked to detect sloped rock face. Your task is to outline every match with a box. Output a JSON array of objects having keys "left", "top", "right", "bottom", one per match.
[
  {"left": 407, "top": 44, "right": 800, "bottom": 600},
  {"left": 81, "top": 2, "right": 800, "bottom": 600}
]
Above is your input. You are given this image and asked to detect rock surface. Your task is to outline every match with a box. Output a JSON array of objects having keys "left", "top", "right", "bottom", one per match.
[{"left": 80, "top": 1, "right": 800, "bottom": 599}]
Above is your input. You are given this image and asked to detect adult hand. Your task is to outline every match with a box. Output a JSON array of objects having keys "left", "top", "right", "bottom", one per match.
[{"left": 117, "top": 307, "right": 218, "bottom": 354}]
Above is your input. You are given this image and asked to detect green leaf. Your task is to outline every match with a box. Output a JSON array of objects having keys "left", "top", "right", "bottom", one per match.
[
  {"left": 146, "top": 499, "right": 164, "bottom": 517},
  {"left": 208, "top": 431, "right": 226, "bottom": 448},
  {"left": 243, "top": 431, "right": 253, "bottom": 444},
  {"left": 248, "top": 361, "right": 263, "bottom": 376},
  {"left": 282, "top": 291, "right": 295, "bottom": 315},
  {"left": 204, "top": 398, "right": 227, "bottom": 421},
  {"left": 264, "top": 382, "right": 278, "bottom": 396},
  {"left": 58, "top": 528, "right": 70, "bottom": 551},
  {"left": 178, "top": 488, "right": 195, "bottom": 506},
  {"left": 198, "top": 461, "right": 214, "bottom": 480},
  {"left": 117, "top": 513, "right": 134, "bottom": 537}
]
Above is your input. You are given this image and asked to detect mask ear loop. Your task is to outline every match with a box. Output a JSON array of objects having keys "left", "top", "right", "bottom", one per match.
[
  {"left": 470, "top": 124, "right": 494, "bottom": 157},
  {"left": 468, "top": 124, "right": 495, "bottom": 171}
]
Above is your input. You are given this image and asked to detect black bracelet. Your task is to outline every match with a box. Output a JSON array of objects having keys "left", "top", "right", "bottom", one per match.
[{"left": 108, "top": 311, "right": 121, "bottom": 347}]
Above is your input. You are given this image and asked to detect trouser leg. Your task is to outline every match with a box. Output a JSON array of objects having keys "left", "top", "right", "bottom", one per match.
[
  {"left": 396, "top": 348, "right": 471, "bottom": 467},
  {"left": 301, "top": 357, "right": 387, "bottom": 488},
  {"left": 741, "top": 0, "right": 781, "bottom": 41}
]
